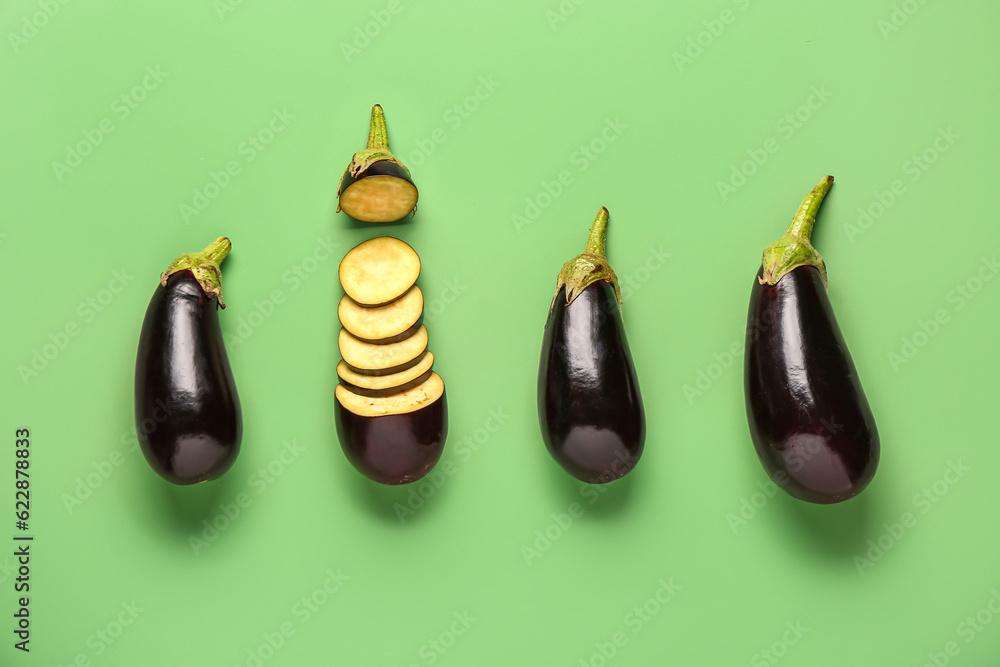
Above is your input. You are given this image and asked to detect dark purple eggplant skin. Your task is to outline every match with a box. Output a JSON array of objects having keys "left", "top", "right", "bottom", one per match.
[
  {"left": 335, "top": 394, "right": 447, "bottom": 485},
  {"left": 744, "top": 265, "right": 879, "bottom": 503},
  {"left": 538, "top": 281, "right": 645, "bottom": 484},
  {"left": 134, "top": 272, "right": 242, "bottom": 485},
  {"left": 337, "top": 159, "right": 414, "bottom": 197}
]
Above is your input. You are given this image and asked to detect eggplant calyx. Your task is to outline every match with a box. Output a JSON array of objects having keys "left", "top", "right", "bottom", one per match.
[
  {"left": 335, "top": 104, "right": 411, "bottom": 206},
  {"left": 551, "top": 207, "right": 622, "bottom": 310},
  {"left": 760, "top": 175, "right": 833, "bottom": 288},
  {"left": 161, "top": 236, "right": 232, "bottom": 308}
]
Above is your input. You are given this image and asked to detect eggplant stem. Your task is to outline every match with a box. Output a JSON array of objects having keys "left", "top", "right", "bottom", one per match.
[
  {"left": 584, "top": 206, "right": 610, "bottom": 256},
  {"left": 759, "top": 176, "right": 833, "bottom": 288},
  {"left": 161, "top": 237, "right": 232, "bottom": 307},
  {"left": 552, "top": 206, "right": 622, "bottom": 310},
  {"left": 203, "top": 237, "right": 232, "bottom": 265},
  {"left": 367, "top": 104, "right": 389, "bottom": 150},
  {"left": 786, "top": 175, "right": 834, "bottom": 241}
]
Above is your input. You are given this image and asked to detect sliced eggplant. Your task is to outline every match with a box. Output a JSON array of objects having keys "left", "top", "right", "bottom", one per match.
[
  {"left": 134, "top": 238, "right": 242, "bottom": 485},
  {"left": 337, "top": 352, "right": 434, "bottom": 390},
  {"left": 537, "top": 207, "right": 645, "bottom": 484},
  {"left": 344, "top": 352, "right": 428, "bottom": 377},
  {"left": 339, "top": 370, "right": 434, "bottom": 398},
  {"left": 744, "top": 176, "right": 879, "bottom": 504},
  {"left": 338, "top": 285, "right": 423, "bottom": 343},
  {"left": 336, "top": 104, "right": 418, "bottom": 223},
  {"left": 335, "top": 373, "right": 447, "bottom": 484},
  {"left": 339, "top": 236, "right": 420, "bottom": 306},
  {"left": 338, "top": 325, "right": 428, "bottom": 372}
]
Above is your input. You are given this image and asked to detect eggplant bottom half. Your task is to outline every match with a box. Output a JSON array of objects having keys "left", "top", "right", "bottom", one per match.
[
  {"left": 744, "top": 265, "right": 879, "bottom": 503},
  {"left": 538, "top": 281, "right": 645, "bottom": 484},
  {"left": 335, "top": 390, "right": 447, "bottom": 485}
]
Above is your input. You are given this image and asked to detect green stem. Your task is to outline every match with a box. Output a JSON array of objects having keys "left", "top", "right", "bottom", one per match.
[
  {"left": 584, "top": 207, "right": 609, "bottom": 256},
  {"left": 786, "top": 174, "right": 833, "bottom": 240},
  {"left": 552, "top": 206, "right": 622, "bottom": 309},
  {"left": 161, "top": 237, "right": 232, "bottom": 307},
  {"left": 202, "top": 236, "right": 232, "bottom": 265},
  {"left": 759, "top": 176, "right": 834, "bottom": 288},
  {"left": 337, "top": 104, "right": 408, "bottom": 203},
  {"left": 366, "top": 104, "right": 389, "bottom": 150}
]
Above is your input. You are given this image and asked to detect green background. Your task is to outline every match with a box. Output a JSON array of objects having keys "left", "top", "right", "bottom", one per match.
[{"left": 1, "top": 0, "right": 998, "bottom": 664}]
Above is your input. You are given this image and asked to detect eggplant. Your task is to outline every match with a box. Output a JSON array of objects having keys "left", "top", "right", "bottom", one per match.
[
  {"left": 338, "top": 236, "right": 421, "bottom": 306},
  {"left": 337, "top": 285, "right": 423, "bottom": 343},
  {"left": 335, "top": 373, "right": 447, "bottom": 484},
  {"left": 134, "top": 237, "right": 242, "bottom": 485},
  {"left": 537, "top": 207, "right": 645, "bottom": 484},
  {"left": 744, "top": 176, "right": 879, "bottom": 504},
  {"left": 336, "top": 105, "right": 418, "bottom": 223}
]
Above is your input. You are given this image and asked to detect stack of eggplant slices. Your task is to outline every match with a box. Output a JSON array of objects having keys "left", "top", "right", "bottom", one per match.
[{"left": 335, "top": 237, "right": 448, "bottom": 485}]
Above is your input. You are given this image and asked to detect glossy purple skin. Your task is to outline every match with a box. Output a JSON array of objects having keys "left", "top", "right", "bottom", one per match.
[
  {"left": 538, "top": 282, "right": 645, "bottom": 483},
  {"left": 744, "top": 265, "right": 879, "bottom": 503},
  {"left": 335, "top": 392, "right": 447, "bottom": 485},
  {"left": 134, "top": 272, "right": 242, "bottom": 484}
]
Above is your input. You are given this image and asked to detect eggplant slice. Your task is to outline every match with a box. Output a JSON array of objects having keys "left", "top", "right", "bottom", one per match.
[
  {"left": 337, "top": 352, "right": 434, "bottom": 390},
  {"left": 339, "top": 236, "right": 420, "bottom": 306},
  {"left": 338, "top": 325, "right": 428, "bottom": 372},
  {"left": 335, "top": 373, "right": 447, "bottom": 484},
  {"left": 338, "top": 285, "right": 423, "bottom": 343},
  {"left": 339, "top": 370, "right": 434, "bottom": 399}
]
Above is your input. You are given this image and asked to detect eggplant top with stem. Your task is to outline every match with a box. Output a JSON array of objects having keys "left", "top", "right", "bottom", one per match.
[
  {"left": 744, "top": 176, "right": 879, "bottom": 504},
  {"left": 538, "top": 207, "right": 645, "bottom": 484},
  {"left": 336, "top": 104, "right": 418, "bottom": 223}
]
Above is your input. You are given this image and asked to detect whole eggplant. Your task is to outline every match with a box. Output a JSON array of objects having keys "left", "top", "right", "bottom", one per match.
[
  {"left": 744, "top": 176, "right": 879, "bottom": 503},
  {"left": 538, "top": 207, "right": 645, "bottom": 484},
  {"left": 134, "top": 237, "right": 242, "bottom": 484}
]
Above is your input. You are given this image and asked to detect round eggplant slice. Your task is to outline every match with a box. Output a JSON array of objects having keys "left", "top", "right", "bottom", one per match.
[
  {"left": 338, "top": 285, "right": 423, "bottom": 343},
  {"left": 335, "top": 373, "right": 447, "bottom": 485},
  {"left": 538, "top": 208, "right": 645, "bottom": 484},
  {"left": 338, "top": 325, "right": 427, "bottom": 372},
  {"left": 339, "top": 236, "right": 420, "bottom": 306},
  {"left": 336, "top": 105, "right": 418, "bottom": 223},
  {"left": 339, "top": 370, "right": 433, "bottom": 398},
  {"left": 344, "top": 352, "right": 428, "bottom": 377},
  {"left": 339, "top": 162, "right": 418, "bottom": 223},
  {"left": 135, "top": 238, "right": 242, "bottom": 485},
  {"left": 337, "top": 352, "right": 434, "bottom": 390}
]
